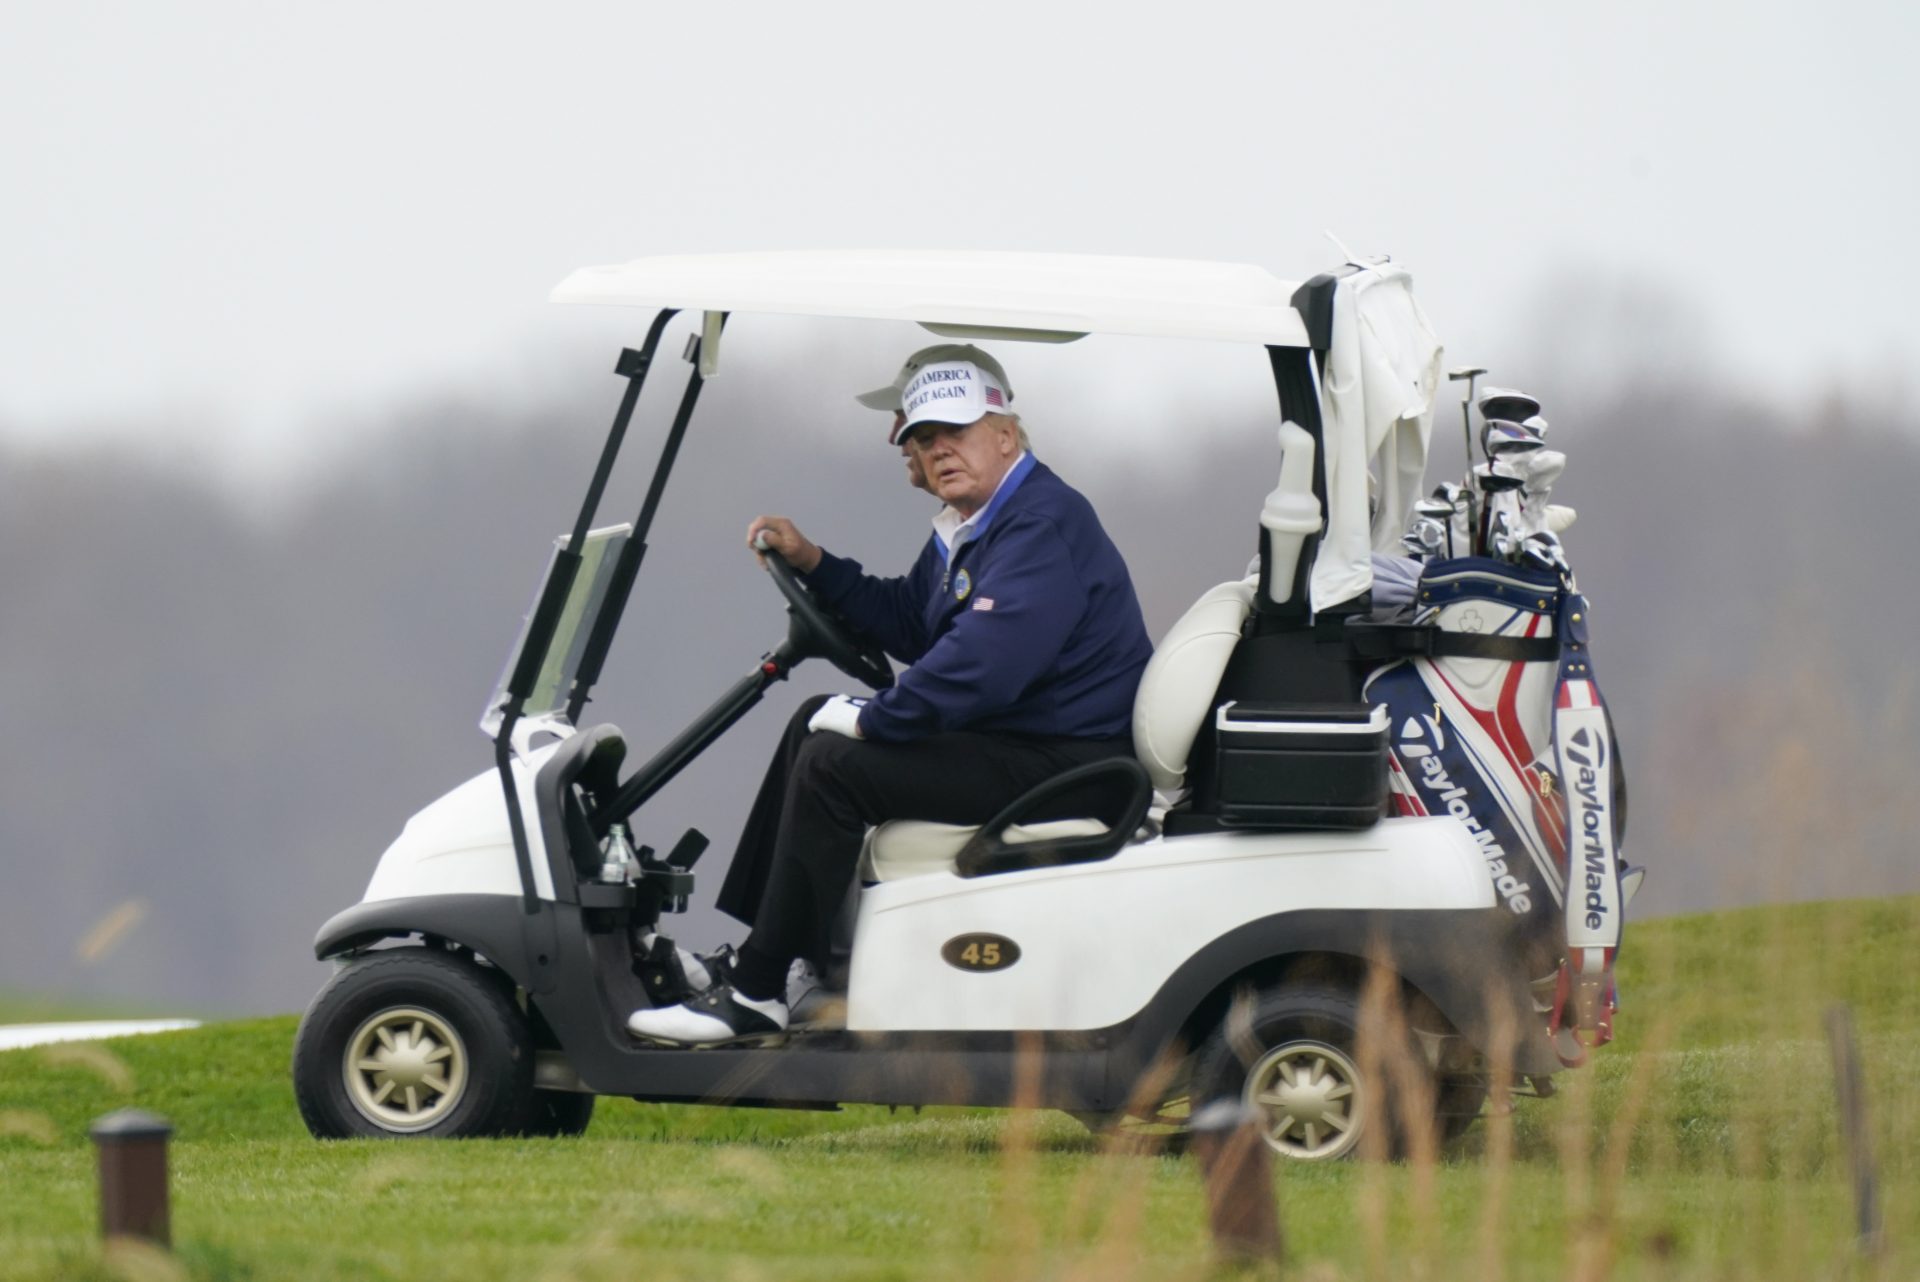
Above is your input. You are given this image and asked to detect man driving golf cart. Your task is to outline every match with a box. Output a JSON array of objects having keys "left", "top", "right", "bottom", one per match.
[
  {"left": 297, "top": 252, "right": 1629, "bottom": 1156},
  {"left": 627, "top": 348, "right": 1155, "bottom": 1046}
]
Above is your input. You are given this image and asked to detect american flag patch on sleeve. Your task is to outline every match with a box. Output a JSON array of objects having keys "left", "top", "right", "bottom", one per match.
[{"left": 973, "top": 597, "right": 995, "bottom": 611}]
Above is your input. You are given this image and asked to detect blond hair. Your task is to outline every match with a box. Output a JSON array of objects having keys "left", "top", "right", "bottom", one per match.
[{"left": 979, "top": 411, "right": 1030, "bottom": 452}]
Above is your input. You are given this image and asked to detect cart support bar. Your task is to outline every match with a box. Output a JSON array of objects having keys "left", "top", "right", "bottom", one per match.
[
  {"left": 568, "top": 310, "right": 677, "bottom": 555},
  {"left": 593, "top": 644, "right": 794, "bottom": 835}
]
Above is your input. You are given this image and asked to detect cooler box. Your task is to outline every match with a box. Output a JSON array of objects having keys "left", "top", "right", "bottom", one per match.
[{"left": 1213, "top": 701, "right": 1390, "bottom": 830}]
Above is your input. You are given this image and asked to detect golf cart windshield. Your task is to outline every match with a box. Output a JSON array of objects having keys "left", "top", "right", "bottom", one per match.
[{"left": 481, "top": 523, "right": 632, "bottom": 735}]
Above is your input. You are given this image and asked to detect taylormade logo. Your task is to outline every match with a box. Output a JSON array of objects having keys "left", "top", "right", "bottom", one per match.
[
  {"left": 1399, "top": 717, "right": 1533, "bottom": 915},
  {"left": 1564, "top": 727, "right": 1612, "bottom": 931}
]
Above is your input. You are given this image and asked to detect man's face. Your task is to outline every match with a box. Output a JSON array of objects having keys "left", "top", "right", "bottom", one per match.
[
  {"left": 894, "top": 412, "right": 929, "bottom": 492},
  {"left": 903, "top": 414, "right": 1020, "bottom": 516}
]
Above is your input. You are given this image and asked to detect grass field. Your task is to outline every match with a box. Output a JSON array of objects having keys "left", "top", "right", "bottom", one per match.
[{"left": 2, "top": 896, "right": 1914, "bottom": 1280}]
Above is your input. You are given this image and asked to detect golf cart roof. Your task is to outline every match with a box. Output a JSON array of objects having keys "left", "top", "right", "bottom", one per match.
[
  {"left": 550, "top": 250, "right": 1315, "bottom": 347},
  {"left": 547, "top": 249, "right": 1441, "bottom": 613}
]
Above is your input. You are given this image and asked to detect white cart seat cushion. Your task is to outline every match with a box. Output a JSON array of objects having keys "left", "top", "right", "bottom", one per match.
[
  {"left": 861, "top": 819, "right": 1110, "bottom": 882},
  {"left": 1131, "top": 578, "right": 1256, "bottom": 791}
]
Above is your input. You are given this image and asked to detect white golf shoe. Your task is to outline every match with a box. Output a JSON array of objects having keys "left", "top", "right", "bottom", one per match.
[{"left": 627, "top": 981, "right": 789, "bottom": 1047}]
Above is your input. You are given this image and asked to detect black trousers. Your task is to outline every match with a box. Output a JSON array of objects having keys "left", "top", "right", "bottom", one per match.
[{"left": 716, "top": 694, "right": 1132, "bottom": 976}]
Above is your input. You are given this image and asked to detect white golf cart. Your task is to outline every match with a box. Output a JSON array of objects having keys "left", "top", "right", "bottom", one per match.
[{"left": 293, "top": 251, "right": 1618, "bottom": 1159}]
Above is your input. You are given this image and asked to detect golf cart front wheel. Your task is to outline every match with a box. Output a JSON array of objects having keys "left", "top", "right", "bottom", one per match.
[{"left": 294, "top": 948, "right": 534, "bottom": 1139}]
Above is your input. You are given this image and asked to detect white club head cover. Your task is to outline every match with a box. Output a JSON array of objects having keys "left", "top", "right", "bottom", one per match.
[
  {"left": 808, "top": 694, "right": 867, "bottom": 739},
  {"left": 1521, "top": 449, "right": 1566, "bottom": 494},
  {"left": 1544, "top": 504, "right": 1577, "bottom": 533}
]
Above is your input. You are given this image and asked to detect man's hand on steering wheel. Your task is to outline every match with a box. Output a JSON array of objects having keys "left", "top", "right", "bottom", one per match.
[
  {"left": 746, "top": 516, "right": 822, "bottom": 574},
  {"left": 746, "top": 516, "right": 894, "bottom": 693}
]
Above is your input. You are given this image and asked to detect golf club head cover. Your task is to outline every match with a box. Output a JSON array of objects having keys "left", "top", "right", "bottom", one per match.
[{"left": 808, "top": 694, "right": 867, "bottom": 739}]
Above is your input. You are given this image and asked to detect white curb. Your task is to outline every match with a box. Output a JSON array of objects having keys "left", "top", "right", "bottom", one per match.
[{"left": 0, "top": 1020, "right": 201, "bottom": 1051}]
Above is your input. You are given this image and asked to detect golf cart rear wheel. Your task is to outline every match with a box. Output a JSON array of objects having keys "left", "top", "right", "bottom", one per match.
[
  {"left": 294, "top": 949, "right": 534, "bottom": 1139},
  {"left": 1191, "top": 985, "right": 1430, "bottom": 1163}
]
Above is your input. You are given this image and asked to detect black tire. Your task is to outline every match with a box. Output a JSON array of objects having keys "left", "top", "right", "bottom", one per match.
[
  {"left": 1190, "top": 984, "right": 1435, "bottom": 1163},
  {"left": 519, "top": 1090, "right": 596, "bottom": 1137},
  {"left": 293, "top": 949, "right": 535, "bottom": 1139}
]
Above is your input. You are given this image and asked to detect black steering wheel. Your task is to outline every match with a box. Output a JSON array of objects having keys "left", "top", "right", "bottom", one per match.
[{"left": 759, "top": 545, "right": 895, "bottom": 691}]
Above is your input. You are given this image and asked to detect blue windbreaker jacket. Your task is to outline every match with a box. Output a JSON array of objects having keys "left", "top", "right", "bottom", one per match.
[{"left": 804, "top": 459, "right": 1153, "bottom": 743}]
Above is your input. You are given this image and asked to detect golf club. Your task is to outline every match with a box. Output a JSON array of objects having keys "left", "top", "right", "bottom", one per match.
[
  {"left": 1448, "top": 367, "right": 1487, "bottom": 537},
  {"left": 1483, "top": 417, "right": 1545, "bottom": 460},
  {"left": 1514, "top": 533, "right": 1558, "bottom": 573},
  {"left": 1413, "top": 498, "right": 1456, "bottom": 558},
  {"left": 1412, "top": 516, "right": 1446, "bottom": 558},
  {"left": 1449, "top": 366, "right": 1488, "bottom": 464},
  {"left": 1477, "top": 386, "right": 1541, "bottom": 424},
  {"left": 1474, "top": 461, "right": 1526, "bottom": 555},
  {"left": 1489, "top": 512, "right": 1517, "bottom": 562},
  {"left": 1432, "top": 482, "right": 1471, "bottom": 560}
]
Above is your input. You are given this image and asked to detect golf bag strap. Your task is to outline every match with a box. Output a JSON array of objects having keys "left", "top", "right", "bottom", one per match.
[
  {"left": 1345, "top": 619, "right": 1559, "bottom": 662},
  {"left": 1546, "top": 589, "right": 1624, "bottom": 1056},
  {"left": 1431, "top": 632, "right": 1560, "bottom": 661}
]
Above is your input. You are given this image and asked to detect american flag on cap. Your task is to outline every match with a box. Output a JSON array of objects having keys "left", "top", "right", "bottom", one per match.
[{"left": 984, "top": 386, "right": 1004, "bottom": 407}]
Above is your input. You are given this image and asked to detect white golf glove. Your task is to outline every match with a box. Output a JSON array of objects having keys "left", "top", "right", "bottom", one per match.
[{"left": 807, "top": 694, "right": 867, "bottom": 740}]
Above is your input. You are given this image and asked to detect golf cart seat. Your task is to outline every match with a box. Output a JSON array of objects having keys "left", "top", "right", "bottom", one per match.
[{"left": 861, "top": 576, "right": 1254, "bottom": 882}]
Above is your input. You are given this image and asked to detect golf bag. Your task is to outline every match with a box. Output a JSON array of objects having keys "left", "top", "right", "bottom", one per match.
[{"left": 1361, "top": 558, "right": 1627, "bottom": 1060}]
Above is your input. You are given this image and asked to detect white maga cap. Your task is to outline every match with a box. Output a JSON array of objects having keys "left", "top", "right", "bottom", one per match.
[
  {"left": 858, "top": 342, "right": 1012, "bottom": 410},
  {"left": 896, "top": 360, "right": 1014, "bottom": 440}
]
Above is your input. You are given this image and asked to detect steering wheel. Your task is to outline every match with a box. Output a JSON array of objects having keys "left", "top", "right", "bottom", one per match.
[{"left": 759, "top": 545, "right": 895, "bottom": 691}]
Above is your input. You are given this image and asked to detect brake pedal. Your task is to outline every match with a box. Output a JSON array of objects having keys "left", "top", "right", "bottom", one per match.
[{"left": 632, "top": 932, "right": 694, "bottom": 1006}]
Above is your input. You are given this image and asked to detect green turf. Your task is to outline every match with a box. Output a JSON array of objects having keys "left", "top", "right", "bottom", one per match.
[{"left": 1, "top": 897, "right": 1913, "bottom": 1280}]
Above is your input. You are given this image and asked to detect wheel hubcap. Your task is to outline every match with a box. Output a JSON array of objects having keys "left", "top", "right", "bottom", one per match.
[
  {"left": 343, "top": 1006, "right": 467, "bottom": 1133},
  {"left": 1243, "top": 1039, "right": 1365, "bottom": 1160}
]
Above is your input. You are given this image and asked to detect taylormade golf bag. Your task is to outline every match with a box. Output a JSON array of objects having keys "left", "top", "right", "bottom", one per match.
[{"left": 1362, "top": 558, "right": 1627, "bottom": 1059}]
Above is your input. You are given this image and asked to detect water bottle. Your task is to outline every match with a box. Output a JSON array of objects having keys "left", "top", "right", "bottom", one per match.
[{"left": 600, "top": 824, "right": 635, "bottom": 884}]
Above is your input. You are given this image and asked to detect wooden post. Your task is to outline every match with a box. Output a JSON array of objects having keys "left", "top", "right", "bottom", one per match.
[
  {"left": 1190, "top": 1099, "right": 1284, "bottom": 1267},
  {"left": 90, "top": 1109, "right": 173, "bottom": 1248},
  {"left": 1824, "top": 1005, "right": 1883, "bottom": 1259}
]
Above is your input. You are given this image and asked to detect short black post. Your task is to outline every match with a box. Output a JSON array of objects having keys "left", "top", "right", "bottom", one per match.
[
  {"left": 90, "top": 1109, "right": 173, "bottom": 1248},
  {"left": 1824, "top": 1005, "right": 1883, "bottom": 1259},
  {"left": 1190, "top": 1099, "right": 1284, "bottom": 1268}
]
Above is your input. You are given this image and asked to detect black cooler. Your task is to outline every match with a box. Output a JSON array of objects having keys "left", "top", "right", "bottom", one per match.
[{"left": 1213, "top": 701, "right": 1390, "bottom": 830}]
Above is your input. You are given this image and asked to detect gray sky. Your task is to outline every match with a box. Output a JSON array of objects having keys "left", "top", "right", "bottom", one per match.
[{"left": 4, "top": 1, "right": 1915, "bottom": 483}]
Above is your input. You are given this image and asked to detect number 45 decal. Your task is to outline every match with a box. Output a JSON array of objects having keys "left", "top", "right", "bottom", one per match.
[{"left": 941, "top": 933, "right": 1021, "bottom": 972}]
